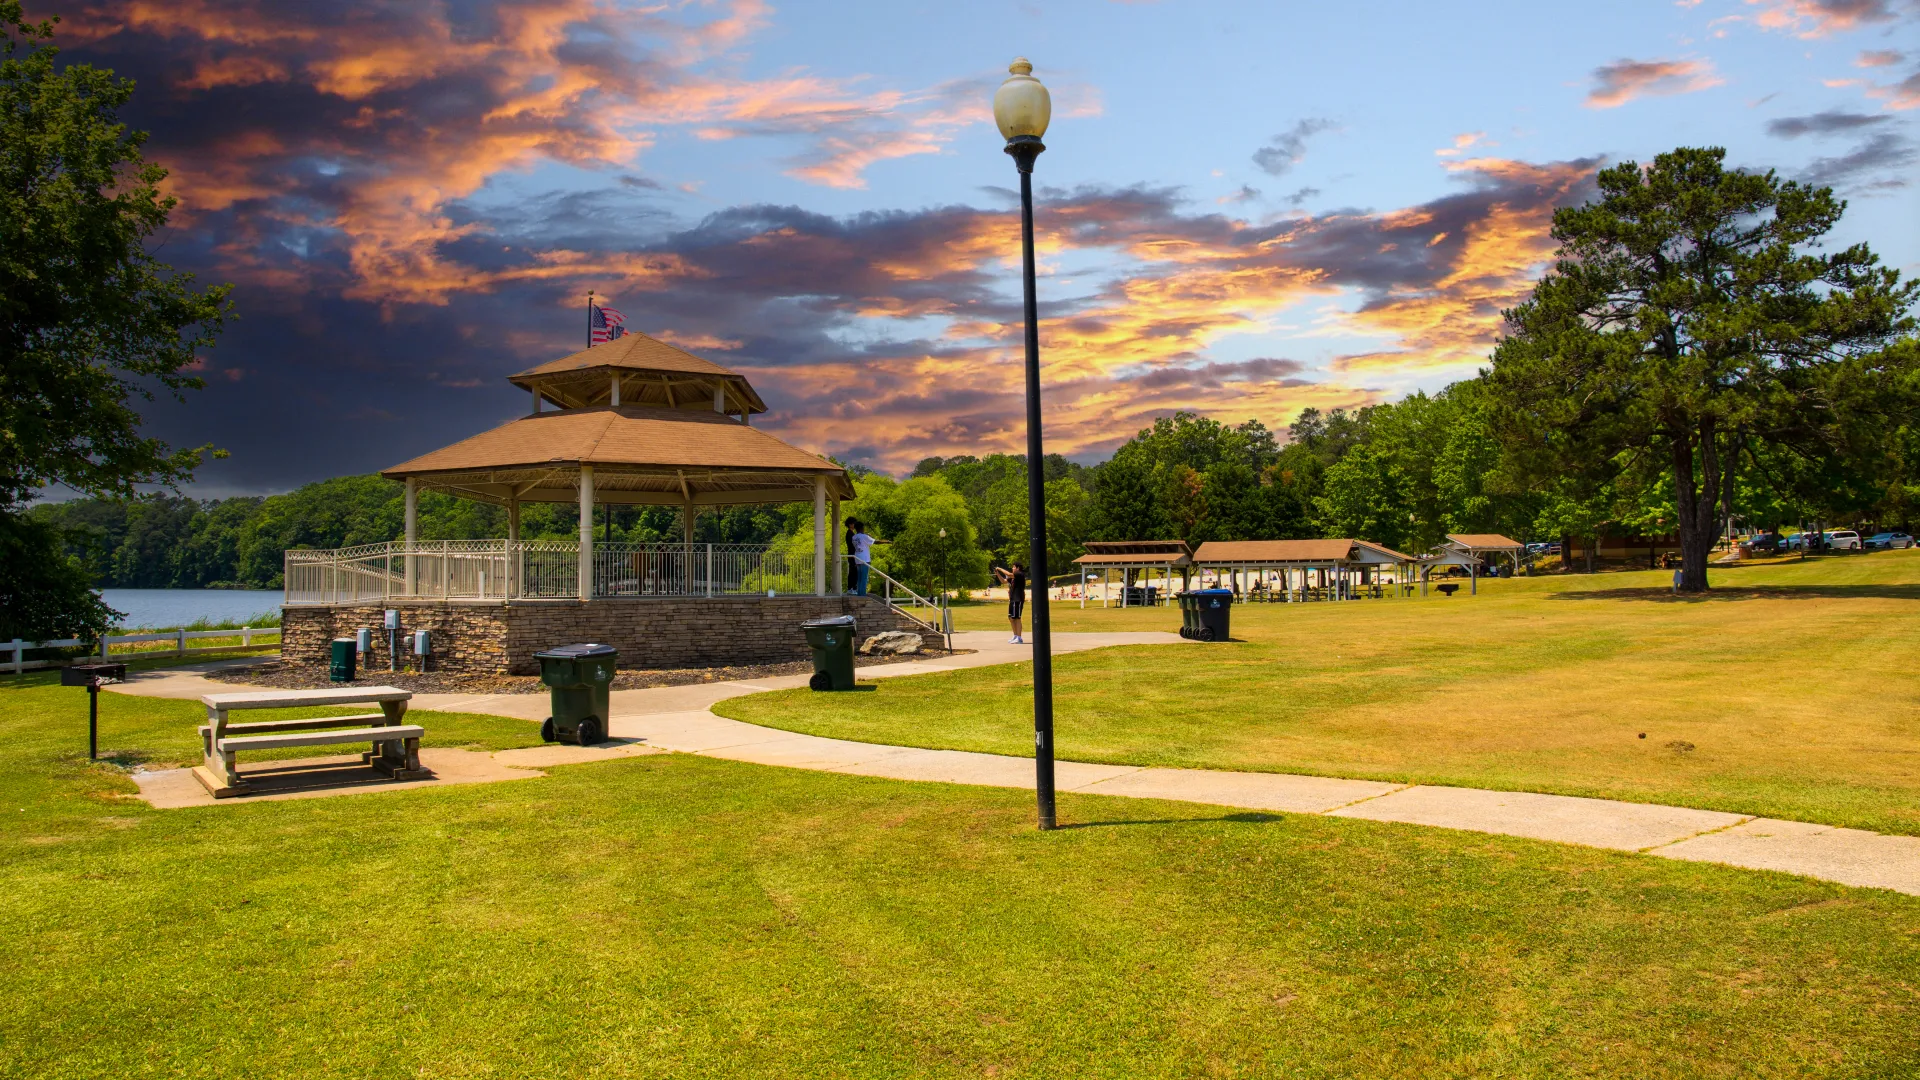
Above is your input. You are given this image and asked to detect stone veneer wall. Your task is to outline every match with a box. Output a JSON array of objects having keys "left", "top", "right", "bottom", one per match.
[{"left": 281, "top": 596, "right": 938, "bottom": 675}]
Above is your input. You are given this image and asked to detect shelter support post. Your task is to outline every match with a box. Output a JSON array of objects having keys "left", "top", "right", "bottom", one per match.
[
  {"left": 610, "top": 374, "right": 620, "bottom": 407},
  {"left": 813, "top": 477, "right": 826, "bottom": 597},
  {"left": 830, "top": 495, "right": 842, "bottom": 595},
  {"left": 403, "top": 478, "right": 418, "bottom": 595},
  {"left": 578, "top": 466, "right": 594, "bottom": 601}
]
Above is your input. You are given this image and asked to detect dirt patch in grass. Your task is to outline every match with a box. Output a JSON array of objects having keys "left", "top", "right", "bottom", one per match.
[{"left": 207, "top": 649, "right": 974, "bottom": 695}]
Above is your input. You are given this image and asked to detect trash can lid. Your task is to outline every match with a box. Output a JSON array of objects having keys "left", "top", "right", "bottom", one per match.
[
  {"left": 800, "top": 615, "right": 857, "bottom": 629},
  {"left": 533, "top": 643, "right": 618, "bottom": 659},
  {"left": 1190, "top": 588, "right": 1234, "bottom": 597}
]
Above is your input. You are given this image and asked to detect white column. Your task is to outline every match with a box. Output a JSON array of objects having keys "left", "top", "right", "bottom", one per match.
[
  {"left": 403, "top": 478, "right": 418, "bottom": 595},
  {"left": 714, "top": 383, "right": 725, "bottom": 413},
  {"left": 610, "top": 374, "right": 621, "bottom": 407},
  {"left": 683, "top": 503, "right": 696, "bottom": 594},
  {"left": 506, "top": 499, "right": 520, "bottom": 599},
  {"left": 813, "top": 477, "right": 827, "bottom": 596},
  {"left": 830, "top": 494, "right": 842, "bottom": 595},
  {"left": 578, "top": 466, "right": 594, "bottom": 602},
  {"left": 531, "top": 386, "right": 542, "bottom": 414}
]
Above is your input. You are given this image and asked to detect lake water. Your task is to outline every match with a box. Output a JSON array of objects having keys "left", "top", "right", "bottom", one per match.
[{"left": 99, "top": 589, "right": 285, "bottom": 630}]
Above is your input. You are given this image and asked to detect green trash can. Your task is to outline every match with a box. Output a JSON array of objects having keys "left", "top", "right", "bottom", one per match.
[
  {"left": 1178, "top": 589, "right": 1233, "bottom": 641},
  {"left": 534, "top": 643, "right": 617, "bottom": 745},
  {"left": 329, "top": 638, "right": 356, "bottom": 683},
  {"left": 801, "top": 615, "right": 857, "bottom": 691}
]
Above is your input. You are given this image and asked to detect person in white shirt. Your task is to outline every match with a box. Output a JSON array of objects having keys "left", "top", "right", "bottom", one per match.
[{"left": 846, "top": 518, "right": 885, "bottom": 596}]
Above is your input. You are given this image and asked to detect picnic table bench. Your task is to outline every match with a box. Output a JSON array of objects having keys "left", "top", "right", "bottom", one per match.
[{"left": 195, "top": 686, "right": 423, "bottom": 798}]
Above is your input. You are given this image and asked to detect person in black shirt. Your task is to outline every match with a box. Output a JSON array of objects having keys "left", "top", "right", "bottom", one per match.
[{"left": 993, "top": 562, "right": 1028, "bottom": 644}]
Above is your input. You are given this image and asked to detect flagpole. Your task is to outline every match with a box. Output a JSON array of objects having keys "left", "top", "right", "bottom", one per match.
[{"left": 586, "top": 290, "right": 594, "bottom": 349}]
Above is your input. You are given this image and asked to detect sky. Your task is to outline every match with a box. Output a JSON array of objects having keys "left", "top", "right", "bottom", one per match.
[{"left": 33, "top": 0, "right": 1920, "bottom": 496}]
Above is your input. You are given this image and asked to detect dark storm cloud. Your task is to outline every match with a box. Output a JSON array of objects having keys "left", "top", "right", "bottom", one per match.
[
  {"left": 1131, "top": 358, "right": 1309, "bottom": 391},
  {"left": 1766, "top": 110, "right": 1893, "bottom": 137},
  {"left": 32, "top": 2, "right": 1607, "bottom": 481},
  {"left": 1799, "top": 132, "right": 1917, "bottom": 189},
  {"left": 1252, "top": 119, "right": 1337, "bottom": 177}
]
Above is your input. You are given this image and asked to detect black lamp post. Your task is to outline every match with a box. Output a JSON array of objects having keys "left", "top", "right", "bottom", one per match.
[{"left": 994, "top": 57, "right": 1056, "bottom": 831}]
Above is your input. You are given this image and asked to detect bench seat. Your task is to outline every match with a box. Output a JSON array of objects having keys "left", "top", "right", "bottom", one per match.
[
  {"left": 215, "top": 725, "right": 426, "bottom": 752},
  {"left": 200, "top": 714, "right": 388, "bottom": 738}
]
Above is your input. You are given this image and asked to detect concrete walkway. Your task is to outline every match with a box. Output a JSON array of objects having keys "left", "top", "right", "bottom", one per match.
[{"left": 110, "top": 633, "right": 1920, "bottom": 896}]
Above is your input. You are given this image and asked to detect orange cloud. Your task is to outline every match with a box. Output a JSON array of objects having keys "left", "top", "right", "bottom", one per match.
[
  {"left": 1746, "top": 0, "right": 1903, "bottom": 37},
  {"left": 59, "top": 0, "right": 1000, "bottom": 305},
  {"left": 1585, "top": 57, "right": 1723, "bottom": 108}
]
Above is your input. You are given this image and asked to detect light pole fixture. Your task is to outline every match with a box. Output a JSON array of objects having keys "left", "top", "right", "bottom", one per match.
[{"left": 993, "top": 57, "right": 1057, "bottom": 831}]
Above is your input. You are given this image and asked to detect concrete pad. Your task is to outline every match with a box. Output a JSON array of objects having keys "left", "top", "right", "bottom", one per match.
[
  {"left": 1072, "top": 767, "right": 1399, "bottom": 814},
  {"left": 409, "top": 692, "right": 548, "bottom": 720},
  {"left": 1654, "top": 818, "right": 1920, "bottom": 896},
  {"left": 492, "top": 739, "right": 665, "bottom": 768},
  {"left": 1329, "top": 785, "right": 1746, "bottom": 852},
  {"left": 611, "top": 710, "right": 793, "bottom": 753},
  {"left": 694, "top": 733, "right": 904, "bottom": 771},
  {"left": 129, "top": 747, "right": 541, "bottom": 809},
  {"left": 107, "top": 658, "right": 273, "bottom": 701},
  {"left": 827, "top": 747, "right": 1136, "bottom": 791}
]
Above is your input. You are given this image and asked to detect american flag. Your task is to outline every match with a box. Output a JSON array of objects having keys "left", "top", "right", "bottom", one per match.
[{"left": 590, "top": 303, "right": 627, "bottom": 345}]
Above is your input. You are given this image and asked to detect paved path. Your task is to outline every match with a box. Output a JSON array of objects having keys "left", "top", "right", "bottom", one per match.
[{"left": 111, "top": 633, "right": 1920, "bottom": 896}]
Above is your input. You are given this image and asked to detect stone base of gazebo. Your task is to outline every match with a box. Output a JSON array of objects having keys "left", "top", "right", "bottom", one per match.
[{"left": 281, "top": 596, "right": 938, "bottom": 675}]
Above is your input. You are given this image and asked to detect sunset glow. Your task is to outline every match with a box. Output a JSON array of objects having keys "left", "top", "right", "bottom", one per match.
[{"left": 37, "top": 0, "right": 1917, "bottom": 492}]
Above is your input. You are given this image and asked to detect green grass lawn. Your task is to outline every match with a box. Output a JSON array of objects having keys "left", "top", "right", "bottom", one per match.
[
  {"left": 722, "top": 552, "right": 1920, "bottom": 835},
  {"left": 3, "top": 671, "right": 1920, "bottom": 1077}
]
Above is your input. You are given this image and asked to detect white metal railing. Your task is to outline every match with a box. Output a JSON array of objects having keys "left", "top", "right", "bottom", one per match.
[
  {"left": 283, "top": 541, "right": 944, "bottom": 636},
  {"left": 4, "top": 627, "right": 283, "bottom": 674},
  {"left": 284, "top": 540, "right": 818, "bottom": 604}
]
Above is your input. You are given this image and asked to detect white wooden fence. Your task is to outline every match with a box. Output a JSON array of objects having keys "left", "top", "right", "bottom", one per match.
[{"left": 3, "top": 626, "right": 283, "bottom": 674}]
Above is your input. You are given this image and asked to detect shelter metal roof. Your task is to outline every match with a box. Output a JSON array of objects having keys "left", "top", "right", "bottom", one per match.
[
  {"left": 1075, "top": 540, "right": 1193, "bottom": 566},
  {"left": 1445, "top": 533, "right": 1525, "bottom": 551},
  {"left": 1193, "top": 539, "right": 1358, "bottom": 564},
  {"left": 1350, "top": 540, "right": 1418, "bottom": 564},
  {"left": 381, "top": 406, "right": 851, "bottom": 506},
  {"left": 1073, "top": 552, "right": 1193, "bottom": 566}
]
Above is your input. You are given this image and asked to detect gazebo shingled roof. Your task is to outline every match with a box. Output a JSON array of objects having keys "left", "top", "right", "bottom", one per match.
[
  {"left": 507, "top": 331, "right": 769, "bottom": 414},
  {"left": 381, "top": 405, "right": 852, "bottom": 505}
]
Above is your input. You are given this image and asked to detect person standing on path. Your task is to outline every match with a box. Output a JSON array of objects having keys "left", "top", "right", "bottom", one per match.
[
  {"left": 993, "top": 562, "right": 1028, "bottom": 644},
  {"left": 846, "top": 519, "right": 885, "bottom": 596}
]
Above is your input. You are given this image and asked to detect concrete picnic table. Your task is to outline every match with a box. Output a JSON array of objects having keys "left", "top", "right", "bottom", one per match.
[{"left": 196, "top": 686, "right": 422, "bottom": 797}]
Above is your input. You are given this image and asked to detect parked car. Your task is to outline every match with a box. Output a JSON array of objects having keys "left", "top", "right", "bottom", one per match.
[
  {"left": 1779, "top": 534, "right": 1807, "bottom": 552},
  {"left": 1825, "top": 530, "right": 1863, "bottom": 551},
  {"left": 1868, "top": 531, "right": 1914, "bottom": 550},
  {"left": 1741, "top": 533, "right": 1782, "bottom": 555}
]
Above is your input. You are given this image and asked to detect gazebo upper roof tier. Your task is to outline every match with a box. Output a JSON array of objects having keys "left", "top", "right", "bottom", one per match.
[
  {"left": 381, "top": 405, "right": 851, "bottom": 506},
  {"left": 508, "top": 332, "right": 769, "bottom": 415}
]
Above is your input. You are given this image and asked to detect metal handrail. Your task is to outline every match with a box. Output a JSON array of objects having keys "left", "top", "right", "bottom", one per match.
[{"left": 848, "top": 558, "right": 942, "bottom": 633}]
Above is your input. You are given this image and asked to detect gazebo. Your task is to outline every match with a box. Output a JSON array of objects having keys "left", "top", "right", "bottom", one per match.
[{"left": 279, "top": 331, "right": 935, "bottom": 674}]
